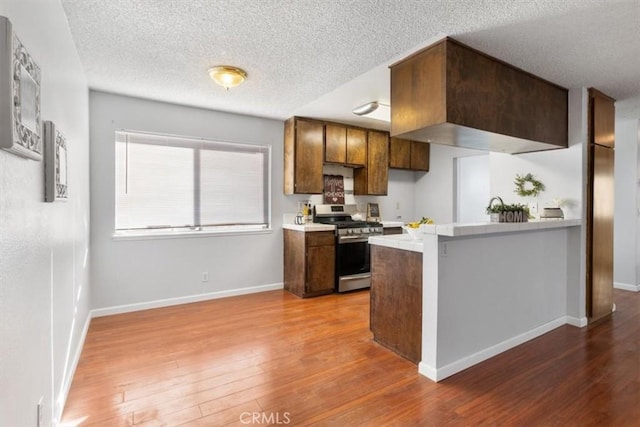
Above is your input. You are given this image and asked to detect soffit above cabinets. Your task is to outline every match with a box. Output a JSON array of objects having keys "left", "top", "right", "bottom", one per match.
[{"left": 390, "top": 38, "right": 568, "bottom": 154}]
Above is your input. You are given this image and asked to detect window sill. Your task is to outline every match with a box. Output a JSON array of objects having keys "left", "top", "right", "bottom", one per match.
[{"left": 112, "top": 227, "right": 273, "bottom": 241}]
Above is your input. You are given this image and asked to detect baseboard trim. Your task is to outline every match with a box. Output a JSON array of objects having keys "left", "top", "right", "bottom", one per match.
[
  {"left": 614, "top": 282, "right": 640, "bottom": 292},
  {"left": 55, "top": 311, "right": 92, "bottom": 424},
  {"left": 565, "top": 315, "right": 588, "bottom": 327},
  {"left": 418, "top": 316, "right": 567, "bottom": 382},
  {"left": 91, "top": 283, "right": 284, "bottom": 317}
]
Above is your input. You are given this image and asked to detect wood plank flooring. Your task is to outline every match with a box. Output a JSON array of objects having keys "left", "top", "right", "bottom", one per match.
[{"left": 61, "top": 289, "right": 639, "bottom": 426}]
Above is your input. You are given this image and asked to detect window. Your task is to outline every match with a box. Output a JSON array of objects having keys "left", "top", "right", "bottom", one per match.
[{"left": 115, "top": 130, "right": 270, "bottom": 236}]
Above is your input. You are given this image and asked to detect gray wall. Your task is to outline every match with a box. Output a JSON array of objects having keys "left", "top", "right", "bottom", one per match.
[
  {"left": 90, "top": 92, "right": 420, "bottom": 312},
  {"left": 90, "top": 91, "right": 298, "bottom": 310},
  {"left": 614, "top": 118, "right": 639, "bottom": 290},
  {"left": 0, "top": 0, "right": 91, "bottom": 425}
]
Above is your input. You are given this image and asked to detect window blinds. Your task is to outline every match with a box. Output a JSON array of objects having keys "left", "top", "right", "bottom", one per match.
[{"left": 115, "top": 131, "right": 270, "bottom": 234}]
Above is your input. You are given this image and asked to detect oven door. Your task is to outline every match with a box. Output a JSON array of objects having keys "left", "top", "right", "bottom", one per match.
[{"left": 336, "top": 236, "right": 371, "bottom": 292}]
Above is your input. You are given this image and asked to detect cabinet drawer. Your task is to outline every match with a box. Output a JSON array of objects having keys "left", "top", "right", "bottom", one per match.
[{"left": 306, "top": 231, "right": 335, "bottom": 247}]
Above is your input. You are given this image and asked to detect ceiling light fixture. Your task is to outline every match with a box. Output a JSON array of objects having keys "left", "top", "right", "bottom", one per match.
[
  {"left": 208, "top": 65, "right": 247, "bottom": 90},
  {"left": 352, "top": 101, "right": 391, "bottom": 122}
]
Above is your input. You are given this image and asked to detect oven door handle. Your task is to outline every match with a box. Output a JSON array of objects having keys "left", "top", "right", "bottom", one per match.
[{"left": 338, "top": 236, "right": 370, "bottom": 243}]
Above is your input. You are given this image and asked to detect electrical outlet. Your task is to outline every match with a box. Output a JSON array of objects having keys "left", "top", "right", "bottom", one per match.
[
  {"left": 528, "top": 202, "right": 538, "bottom": 215},
  {"left": 201, "top": 272, "right": 209, "bottom": 282},
  {"left": 37, "top": 397, "right": 43, "bottom": 427}
]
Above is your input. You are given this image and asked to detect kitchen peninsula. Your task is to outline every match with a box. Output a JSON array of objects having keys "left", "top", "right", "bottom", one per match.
[{"left": 369, "top": 219, "right": 582, "bottom": 382}]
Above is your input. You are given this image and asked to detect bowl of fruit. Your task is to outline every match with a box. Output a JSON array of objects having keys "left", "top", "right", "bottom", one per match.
[{"left": 402, "top": 217, "right": 434, "bottom": 239}]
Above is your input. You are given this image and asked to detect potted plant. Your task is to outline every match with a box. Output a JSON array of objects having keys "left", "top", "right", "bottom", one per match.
[{"left": 486, "top": 197, "right": 529, "bottom": 223}]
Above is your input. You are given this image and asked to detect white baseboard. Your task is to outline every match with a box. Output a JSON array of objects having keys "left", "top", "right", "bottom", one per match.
[
  {"left": 55, "top": 312, "right": 92, "bottom": 425},
  {"left": 91, "top": 282, "right": 284, "bottom": 317},
  {"left": 418, "top": 316, "right": 567, "bottom": 382},
  {"left": 565, "top": 315, "right": 588, "bottom": 327},
  {"left": 614, "top": 282, "right": 640, "bottom": 292}
]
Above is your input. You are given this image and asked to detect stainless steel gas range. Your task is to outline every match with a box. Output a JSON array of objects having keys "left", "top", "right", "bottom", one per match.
[{"left": 314, "top": 204, "right": 383, "bottom": 292}]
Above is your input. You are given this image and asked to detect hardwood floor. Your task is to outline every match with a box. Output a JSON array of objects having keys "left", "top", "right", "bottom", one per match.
[{"left": 61, "top": 289, "right": 639, "bottom": 426}]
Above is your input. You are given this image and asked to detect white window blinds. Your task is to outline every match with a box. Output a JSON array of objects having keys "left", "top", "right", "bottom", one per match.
[{"left": 115, "top": 131, "right": 270, "bottom": 235}]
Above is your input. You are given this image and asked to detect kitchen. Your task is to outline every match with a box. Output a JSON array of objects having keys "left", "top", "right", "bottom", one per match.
[
  {"left": 281, "top": 36, "right": 595, "bottom": 379},
  {"left": 2, "top": 1, "right": 640, "bottom": 426}
]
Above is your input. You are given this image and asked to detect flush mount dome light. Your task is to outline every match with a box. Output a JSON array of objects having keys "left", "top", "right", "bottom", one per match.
[
  {"left": 352, "top": 101, "right": 379, "bottom": 115},
  {"left": 208, "top": 65, "right": 247, "bottom": 90},
  {"left": 352, "top": 101, "right": 391, "bottom": 122}
]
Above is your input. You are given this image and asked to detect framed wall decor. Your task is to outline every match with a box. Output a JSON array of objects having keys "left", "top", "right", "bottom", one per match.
[
  {"left": 0, "top": 16, "right": 42, "bottom": 160},
  {"left": 44, "top": 121, "right": 68, "bottom": 202}
]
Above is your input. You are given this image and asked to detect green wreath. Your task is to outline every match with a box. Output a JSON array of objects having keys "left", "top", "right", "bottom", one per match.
[{"left": 514, "top": 173, "right": 545, "bottom": 197}]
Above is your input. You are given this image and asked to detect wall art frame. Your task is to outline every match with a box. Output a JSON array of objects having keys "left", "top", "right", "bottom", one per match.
[
  {"left": 0, "top": 16, "right": 42, "bottom": 160},
  {"left": 44, "top": 121, "right": 68, "bottom": 202}
]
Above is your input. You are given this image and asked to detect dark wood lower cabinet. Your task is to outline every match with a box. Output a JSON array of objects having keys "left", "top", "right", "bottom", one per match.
[
  {"left": 284, "top": 229, "right": 335, "bottom": 298},
  {"left": 370, "top": 245, "right": 422, "bottom": 363}
]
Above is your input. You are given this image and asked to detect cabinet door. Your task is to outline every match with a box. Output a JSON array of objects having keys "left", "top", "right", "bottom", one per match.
[
  {"left": 367, "top": 130, "right": 389, "bottom": 195},
  {"left": 389, "top": 137, "right": 411, "bottom": 169},
  {"left": 283, "top": 229, "right": 305, "bottom": 297},
  {"left": 586, "top": 88, "right": 615, "bottom": 322},
  {"left": 346, "top": 128, "right": 366, "bottom": 166},
  {"left": 325, "top": 123, "right": 346, "bottom": 164},
  {"left": 588, "top": 144, "right": 614, "bottom": 320},
  {"left": 306, "top": 245, "right": 335, "bottom": 294},
  {"left": 410, "top": 141, "right": 430, "bottom": 171},
  {"left": 593, "top": 92, "right": 615, "bottom": 148},
  {"left": 295, "top": 119, "right": 324, "bottom": 194}
]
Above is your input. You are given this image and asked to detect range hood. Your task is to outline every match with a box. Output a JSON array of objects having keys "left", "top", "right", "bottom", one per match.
[{"left": 390, "top": 38, "right": 568, "bottom": 154}]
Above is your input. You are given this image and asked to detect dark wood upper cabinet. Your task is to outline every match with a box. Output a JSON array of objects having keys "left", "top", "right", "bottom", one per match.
[
  {"left": 354, "top": 130, "right": 389, "bottom": 195},
  {"left": 346, "top": 127, "right": 366, "bottom": 166},
  {"left": 389, "top": 137, "right": 411, "bottom": 169},
  {"left": 324, "top": 123, "right": 347, "bottom": 164},
  {"left": 390, "top": 37, "right": 568, "bottom": 154},
  {"left": 410, "top": 141, "right": 430, "bottom": 171},
  {"left": 591, "top": 89, "right": 615, "bottom": 148},
  {"left": 284, "top": 117, "right": 324, "bottom": 194},
  {"left": 389, "top": 137, "right": 430, "bottom": 171},
  {"left": 324, "top": 123, "right": 366, "bottom": 167}
]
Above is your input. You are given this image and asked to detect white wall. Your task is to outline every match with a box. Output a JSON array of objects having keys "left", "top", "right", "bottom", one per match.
[
  {"left": 307, "top": 165, "right": 417, "bottom": 222},
  {"left": 414, "top": 144, "right": 486, "bottom": 223},
  {"left": 90, "top": 92, "right": 298, "bottom": 310},
  {"left": 0, "top": 1, "right": 91, "bottom": 425},
  {"left": 456, "top": 155, "right": 490, "bottom": 222},
  {"left": 614, "top": 118, "right": 640, "bottom": 290}
]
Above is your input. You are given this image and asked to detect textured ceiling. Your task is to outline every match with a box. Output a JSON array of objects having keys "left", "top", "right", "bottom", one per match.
[{"left": 60, "top": 0, "right": 640, "bottom": 126}]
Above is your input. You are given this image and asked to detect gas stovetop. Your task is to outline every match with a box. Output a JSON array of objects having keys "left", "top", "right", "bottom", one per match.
[
  {"left": 316, "top": 219, "right": 383, "bottom": 229},
  {"left": 313, "top": 204, "right": 383, "bottom": 237}
]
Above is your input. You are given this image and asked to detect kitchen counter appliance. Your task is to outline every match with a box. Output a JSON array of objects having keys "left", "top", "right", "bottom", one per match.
[{"left": 314, "top": 204, "right": 383, "bottom": 292}]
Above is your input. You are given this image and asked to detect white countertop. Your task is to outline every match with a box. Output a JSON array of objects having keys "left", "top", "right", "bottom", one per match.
[
  {"left": 369, "top": 219, "right": 581, "bottom": 249},
  {"left": 282, "top": 217, "right": 405, "bottom": 232},
  {"left": 282, "top": 223, "right": 335, "bottom": 232},
  {"left": 423, "top": 219, "right": 582, "bottom": 236},
  {"left": 369, "top": 234, "right": 424, "bottom": 253},
  {"left": 381, "top": 220, "right": 404, "bottom": 228}
]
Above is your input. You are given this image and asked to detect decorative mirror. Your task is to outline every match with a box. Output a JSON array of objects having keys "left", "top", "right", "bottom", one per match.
[
  {"left": 44, "top": 121, "right": 68, "bottom": 202},
  {"left": 0, "top": 16, "right": 42, "bottom": 160}
]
